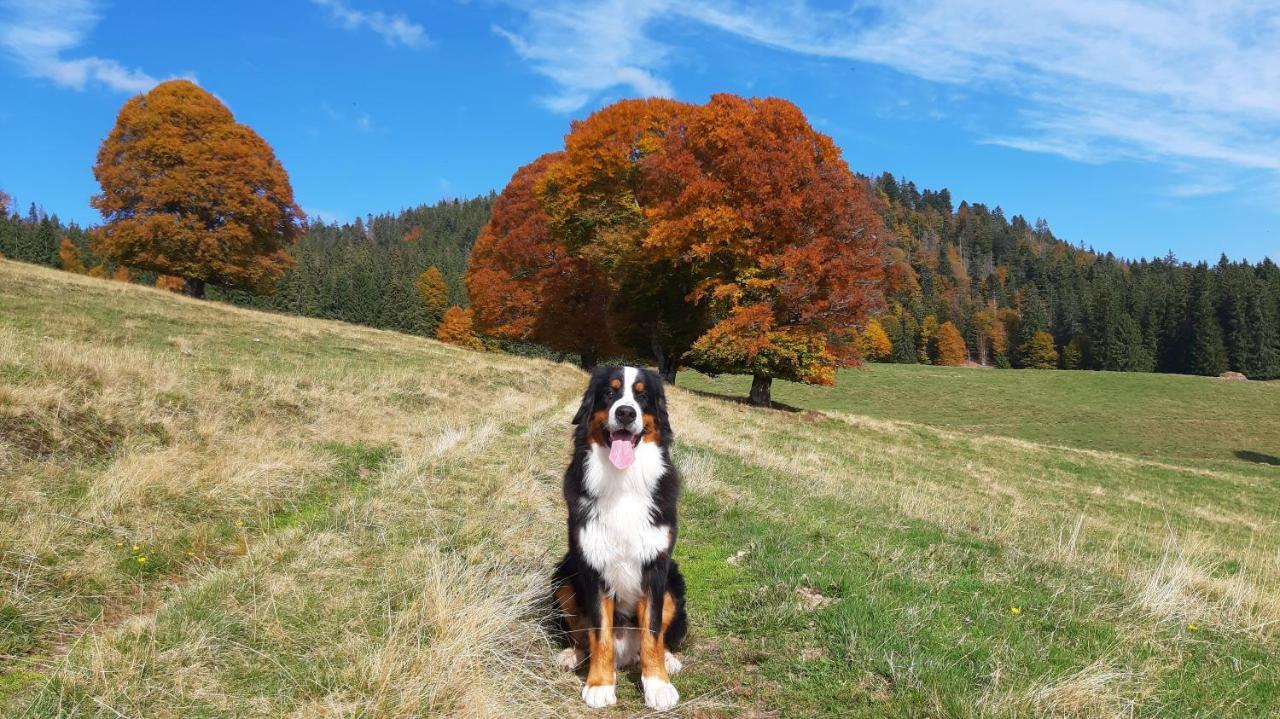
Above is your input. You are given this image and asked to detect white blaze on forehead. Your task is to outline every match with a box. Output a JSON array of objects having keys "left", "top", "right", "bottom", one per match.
[
  {"left": 607, "top": 366, "right": 643, "bottom": 433},
  {"left": 621, "top": 366, "right": 639, "bottom": 405}
]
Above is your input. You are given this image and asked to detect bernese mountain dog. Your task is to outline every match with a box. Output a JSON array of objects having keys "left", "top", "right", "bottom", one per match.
[{"left": 551, "top": 365, "right": 688, "bottom": 711}]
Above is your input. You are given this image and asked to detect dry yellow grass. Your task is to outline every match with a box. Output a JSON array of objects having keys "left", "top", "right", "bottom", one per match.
[{"left": 2, "top": 260, "right": 1277, "bottom": 717}]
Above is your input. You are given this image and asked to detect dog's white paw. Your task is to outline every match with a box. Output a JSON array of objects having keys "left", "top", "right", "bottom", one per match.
[
  {"left": 642, "top": 676, "right": 680, "bottom": 711},
  {"left": 581, "top": 683, "right": 617, "bottom": 708},
  {"left": 557, "top": 647, "right": 583, "bottom": 672},
  {"left": 664, "top": 650, "right": 683, "bottom": 675}
]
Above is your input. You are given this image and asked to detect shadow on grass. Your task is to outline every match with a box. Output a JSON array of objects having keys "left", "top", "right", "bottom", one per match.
[
  {"left": 678, "top": 386, "right": 819, "bottom": 417},
  {"left": 1235, "top": 450, "right": 1280, "bottom": 466}
]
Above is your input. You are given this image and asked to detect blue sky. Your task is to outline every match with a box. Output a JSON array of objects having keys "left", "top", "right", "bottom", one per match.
[{"left": 1, "top": 0, "right": 1277, "bottom": 263}]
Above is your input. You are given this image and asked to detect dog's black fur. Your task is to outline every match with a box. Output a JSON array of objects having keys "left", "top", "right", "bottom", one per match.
[{"left": 551, "top": 366, "right": 687, "bottom": 652}]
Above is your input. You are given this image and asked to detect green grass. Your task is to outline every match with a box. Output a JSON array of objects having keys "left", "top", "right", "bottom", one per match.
[
  {"left": 2, "top": 260, "right": 1278, "bottom": 717},
  {"left": 678, "top": 364, "right": 1280, "bottom": 471}
]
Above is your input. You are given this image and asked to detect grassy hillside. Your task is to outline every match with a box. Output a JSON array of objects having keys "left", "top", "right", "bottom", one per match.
[
  {"left": 2, "top": 260, "right": 1277, "bottom": 717},
  {"left": 678, "top": 365, "right": 1280, "bottom": 472}
]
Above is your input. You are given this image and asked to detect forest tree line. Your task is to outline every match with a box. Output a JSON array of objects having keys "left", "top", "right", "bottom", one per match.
[
  {"left": 4, "top": 173, "right": 1279, "bottom": 380},
  {"left": 869, "top": 173, "right": 1280, "bottom": 379}
]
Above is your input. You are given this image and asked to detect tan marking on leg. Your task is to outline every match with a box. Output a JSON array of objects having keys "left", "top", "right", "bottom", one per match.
[
  {"left": 639, "top": 591, "right": 681, "bottom": 710},
  {"left": 585, "top": 595, "right": 616, "bottom": 688},
  {"left": 555, "top": 583, "right": 589, "bottom": 652},
  {"left": 636, "top": 591, "right": 676, "bottom": 682}
]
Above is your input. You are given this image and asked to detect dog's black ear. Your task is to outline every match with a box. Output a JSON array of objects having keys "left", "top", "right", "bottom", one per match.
[{"left": 571, "top": 369, "right": 604, "bottom": 425}]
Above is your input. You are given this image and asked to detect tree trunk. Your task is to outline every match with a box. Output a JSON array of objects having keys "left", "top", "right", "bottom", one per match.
[
  {"left": 748, "top": 373, "right": 772, "bottom": 408},
  {"left": 659, "top": 353, "right": 679, "bottom": 384},
  {"left": 182, "top": 277, "right": 206, "bottom": 299},
  {"left": 579, "top": 347, "right": 598, "bottom": 371}
]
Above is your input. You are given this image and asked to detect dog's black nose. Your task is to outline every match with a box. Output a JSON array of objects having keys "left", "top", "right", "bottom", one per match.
[{"left": 614, "top": 405, "right": 637, "bottom": 425}]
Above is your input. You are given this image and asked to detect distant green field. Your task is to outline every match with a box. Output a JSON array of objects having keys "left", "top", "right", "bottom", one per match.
[{"left": 678, "top": 364, "right": 1280, "bottom": 471}]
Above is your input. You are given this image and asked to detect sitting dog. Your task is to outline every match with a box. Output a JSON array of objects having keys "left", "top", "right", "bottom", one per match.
[{"left": 551, "top": 366, "right": 688, "bottom": 711}]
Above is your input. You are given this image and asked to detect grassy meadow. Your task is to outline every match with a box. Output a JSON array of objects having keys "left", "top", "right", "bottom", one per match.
[
  {"left": 678, "top": 365, "right": 1280, "bottom": 473},
  {"left": 2, "top": 259, "right": 1278, "bottom": 717}
]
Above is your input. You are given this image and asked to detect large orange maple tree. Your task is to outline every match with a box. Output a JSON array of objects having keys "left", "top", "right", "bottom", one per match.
[
  {"left": 642, "top": 94, "right": 885, "bottom": 404},
  {"left": 466, "top": 152, "right": 617, "bottom": 367},
  {"left": 90, "top": 80, "right": 304, "bottom": 298},
  {"left": 466, "top": 94, "right": 884, "bottom": 404}
]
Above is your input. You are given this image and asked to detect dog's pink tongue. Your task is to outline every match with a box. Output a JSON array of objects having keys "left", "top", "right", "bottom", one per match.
[{"left": 608, "top": 433, "right": 636, "bottom": 469}]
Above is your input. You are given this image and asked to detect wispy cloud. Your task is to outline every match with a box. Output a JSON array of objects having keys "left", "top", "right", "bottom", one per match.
[
  {"left": 311, "top": 0, "right": 427, "bottom": 48},
  {"left": 493, "top": 1, "right": 673, "bottom": 112},
  {"left": 0, "top": 0, "right": 182, "bottom": 93},
  {"left": 496, "top": 0, "right": 1280, "bottom": 192},
  {"left": 321, "top": 101, "right": 375, "bottom": 133},
  {"left": 304, "top": 207, "right": 345, "bottom": 225}
]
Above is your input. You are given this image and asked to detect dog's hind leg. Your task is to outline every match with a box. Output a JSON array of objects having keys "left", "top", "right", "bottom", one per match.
[{"left": 553, "top": 582, "right": 587, "bottom": 671}]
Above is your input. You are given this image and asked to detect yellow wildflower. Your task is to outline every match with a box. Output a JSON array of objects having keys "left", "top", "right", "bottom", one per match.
[
  {"left": 1010, "top": 606, "right": 1022, "bottom": 615},
  {"left": 1187, "top": 623, "right": 1198, "bottom": 632},
  {"left": 136, "top": 556, "right": 147, "bottom": 564}
]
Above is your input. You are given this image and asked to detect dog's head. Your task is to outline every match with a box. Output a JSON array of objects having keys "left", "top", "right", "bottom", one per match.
[{"left": 572, "top": 366, "right": 671, "bottom": 466}]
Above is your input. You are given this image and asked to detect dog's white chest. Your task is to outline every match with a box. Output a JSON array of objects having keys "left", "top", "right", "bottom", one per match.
[{"left": 578, "top": 444, "right": 670, "bottom": 616}]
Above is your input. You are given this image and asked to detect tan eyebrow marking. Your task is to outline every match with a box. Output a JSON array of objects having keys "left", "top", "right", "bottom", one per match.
[
  {"left": 610, "top": 378, "right": 622, "bottom": 390},
  {"left": 634, "top": 381, "right": 645, "bottom": 393}
]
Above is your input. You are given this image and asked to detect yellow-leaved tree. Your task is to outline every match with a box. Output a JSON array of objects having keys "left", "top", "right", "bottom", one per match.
[
  {"left": 858, "top": 319, "right": 892, "bottom": 361},
  {"left": 937, "top": 321, "right": 968, "bottom": 366},
  {"left": 416, "top": 265, "right": 449, "bottom": 330}
]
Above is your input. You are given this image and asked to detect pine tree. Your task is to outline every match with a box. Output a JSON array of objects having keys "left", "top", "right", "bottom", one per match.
[{"left": 1187, "top": 265, "right": 1228, "bottom": 375}]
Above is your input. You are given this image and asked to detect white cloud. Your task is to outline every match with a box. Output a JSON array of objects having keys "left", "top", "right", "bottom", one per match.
[
  {"left": 304, "top": 207, "right": 345, "bottom": 225},
  {"left": 0, "top": 0, "right": 180, "bottom": 93},
  {"left": 496, "top": 0, "right": 1280, "bottom": 191},
  {"left": 321, "top": 101, "right": 375, "bottom": 133},
  {"left": 311, "top": 0, "right": 427, "bottom": 48},
  {"left": 493, "top": 0, "right": 674, "bottom": 112}
]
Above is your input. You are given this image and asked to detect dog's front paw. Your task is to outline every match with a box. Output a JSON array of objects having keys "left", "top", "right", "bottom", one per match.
[
  {"left": 664, "top": 650, "right": 683, "bottom": 675},
  {"left": 557, "top": 647, "right": 583, "bottom": 672},
  {"left": 642, "top": 676, "right": 680, "bottom": 711},
  {"left": 582, "top": 683, "right": 617, "bottom": 708}
]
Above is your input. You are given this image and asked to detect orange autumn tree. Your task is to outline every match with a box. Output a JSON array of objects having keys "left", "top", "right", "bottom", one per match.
[
  {"left": 58, "top": 238, "right": 88, "bottom": 274},
  {"left": 467, "top": 152, "right": 618, "bottom": 368},
  {"left": 937, "top": 321, "right": 968, "bottom": 366},
  {"left": 436, "top": 306, "right": 483, "bottom": 350},
  {"left": 91, "top": 80, "right": 305, "bottom": 298},
  {"left": 538, "top": 98, "right": 700, "bottom": 376},
  {"left": 466, "top": 94, "right": 883, "bottom": 399},
  {"left": 643, "top": 95, "right": 884, "bottom": 405}
]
